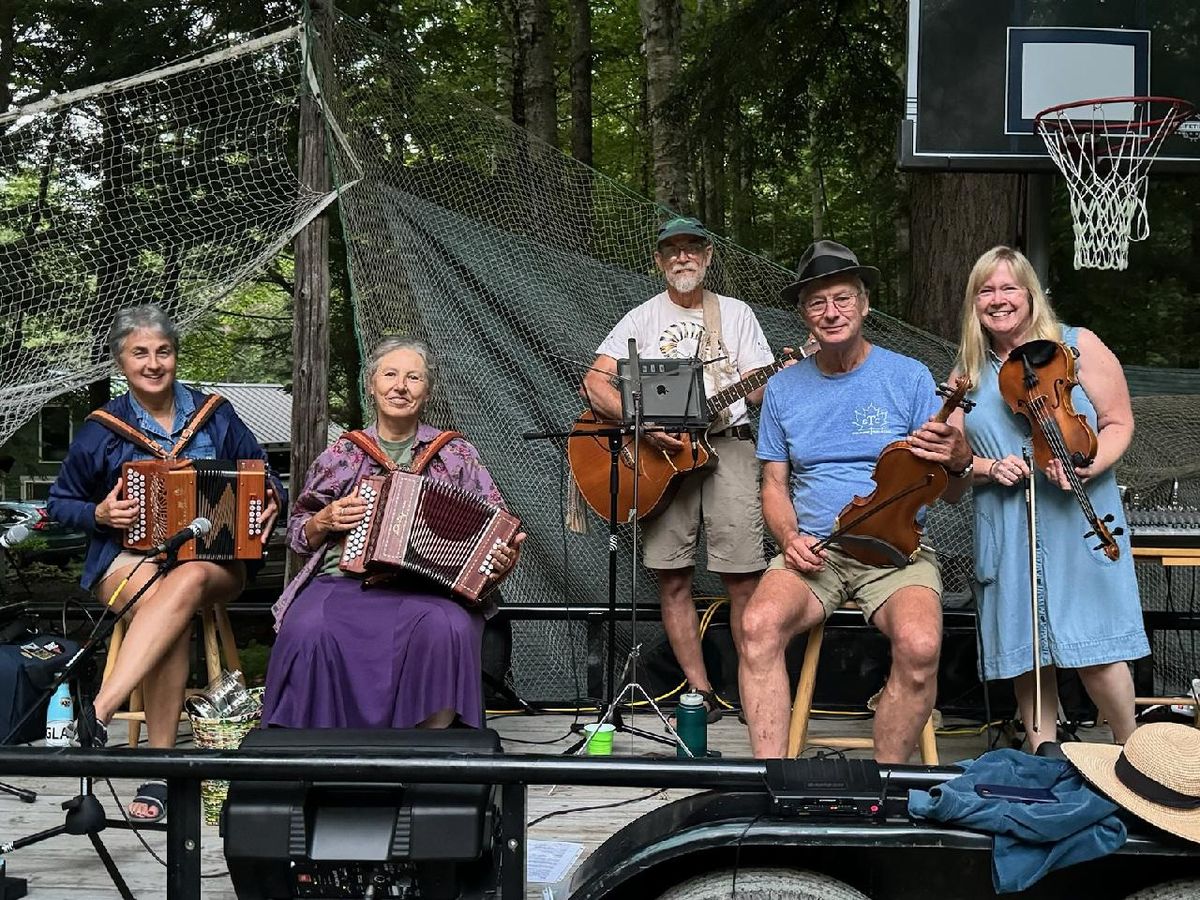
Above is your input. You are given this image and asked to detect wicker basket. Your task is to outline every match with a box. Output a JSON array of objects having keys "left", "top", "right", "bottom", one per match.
[{"left": 188, "top": 686, "right": 264, "bottom": 826}]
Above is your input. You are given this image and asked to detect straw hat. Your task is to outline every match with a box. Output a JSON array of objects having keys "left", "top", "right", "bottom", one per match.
[{"left": 1062, "top": 723, "right": 1200, "bottom": 845}]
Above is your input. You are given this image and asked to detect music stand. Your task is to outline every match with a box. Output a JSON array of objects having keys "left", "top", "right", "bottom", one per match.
[{"left": 580, "top": 340, "right": 710, "bottom": 754}]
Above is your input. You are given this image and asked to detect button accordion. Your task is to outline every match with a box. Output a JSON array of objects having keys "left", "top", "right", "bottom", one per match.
[
  {"left": 121, "top": 459, "right": 267, "bottom": 560},
  {"left": 338, "top": 471, "right": 520, "bottom": 605}
]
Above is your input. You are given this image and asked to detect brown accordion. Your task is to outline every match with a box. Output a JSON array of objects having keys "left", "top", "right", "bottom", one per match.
[
  {"left": 121, "top": 459, "right": 267, "bottom": 560},
  {"left": 338, "top": 471, "right": 520, "bottom": 605}
]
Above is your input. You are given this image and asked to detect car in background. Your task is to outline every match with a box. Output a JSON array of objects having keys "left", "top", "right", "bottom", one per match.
[{"left": 0, "top": 500, "right": 88, "bottom": 566}]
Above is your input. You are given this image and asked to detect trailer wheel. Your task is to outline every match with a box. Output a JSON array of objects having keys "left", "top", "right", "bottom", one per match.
[
  {"left": 657, "top": 867, "right": 869, "bottom": 900},
  {"left": 1124, "top": 879, "right": 1200, "bottom": 899}
]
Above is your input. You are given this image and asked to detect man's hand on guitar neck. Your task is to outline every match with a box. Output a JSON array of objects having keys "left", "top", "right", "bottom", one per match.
[{"left": 639, "top": 422, "right": 685, "bottom": 453}]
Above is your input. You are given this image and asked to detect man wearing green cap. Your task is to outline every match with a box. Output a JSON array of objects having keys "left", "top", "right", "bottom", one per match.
[{"left": 581, "top": 216, "right": 776, "bottom": 723}]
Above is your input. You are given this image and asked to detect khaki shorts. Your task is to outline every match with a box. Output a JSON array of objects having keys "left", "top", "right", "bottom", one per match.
[
  {"left": 102, "top": 550, "right": 146, "bottom": 582},
  {"left": 766, "top": 546, "right": 942, "bottom": 621},
  {"left": 641, "top": 434, "right": 765, "bottom": 574}
]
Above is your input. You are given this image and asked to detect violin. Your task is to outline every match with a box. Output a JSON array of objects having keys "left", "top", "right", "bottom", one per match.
[
  {"left": 818, "top": 377, "right": 974, "bottom": 568},
  {"left": 997, "top": 339, "right": 1122, "bottom": 561}
]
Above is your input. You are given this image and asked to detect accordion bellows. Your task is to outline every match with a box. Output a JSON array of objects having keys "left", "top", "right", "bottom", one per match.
[
  {"left": 122, "top": 459, "right": 266, "bottom": 560},
  {"left": 339, "top": 471, "right": 520, "bottom": 605}
]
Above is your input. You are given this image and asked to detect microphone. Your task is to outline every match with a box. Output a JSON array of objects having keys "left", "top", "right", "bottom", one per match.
[
  {"left": 152, "top": 517, "right": 212, "bottom": 556},
  {"left": 0, "top": 524, "right": 30, "bottom": 549}
]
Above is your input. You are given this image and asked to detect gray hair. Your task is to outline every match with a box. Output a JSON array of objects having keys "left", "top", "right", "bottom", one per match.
[
  {"left": 363, "top": 336, "right": 438, "bottom": 397},
  {"left": 107, "top": 304, "right": 179, "bottom": 359}
]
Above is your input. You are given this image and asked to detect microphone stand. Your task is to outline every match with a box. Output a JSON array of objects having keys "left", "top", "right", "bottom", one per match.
[{"left": 0, "top": 550, "right": 185, "bottom": 900}]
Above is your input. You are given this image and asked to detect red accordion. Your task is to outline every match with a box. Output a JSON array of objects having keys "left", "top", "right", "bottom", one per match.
[
  {"left": 121, "top": 459, "right": 267, "bottom": 560},
  {"left": 338, "top": 471, "right": 520, "bottom": 605}
]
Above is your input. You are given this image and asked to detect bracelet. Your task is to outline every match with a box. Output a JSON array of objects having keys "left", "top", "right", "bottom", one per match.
[
  {"left": 987, "top": 459, "right": 1002, "bottom": 482},
  {"left": 950, "top": 458, "right": 974, "bottom": 479}
]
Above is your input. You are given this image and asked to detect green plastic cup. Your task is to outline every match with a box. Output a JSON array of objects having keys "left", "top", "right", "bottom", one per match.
[{"left": 584, "top": 722, "right": 616, "bottom": 756}]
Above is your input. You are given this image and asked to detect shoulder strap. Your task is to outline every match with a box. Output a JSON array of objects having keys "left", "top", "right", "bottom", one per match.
[
  {"left": 167, "top": 393, "right": 225, "bottom": 459},
  {"left": 701, "top": 290, "right": 733, "bottom": 430},
  {"left": 341, "top": 430, "right": 397, "bottom": 471},
  {"left": 85, "top": 410, "right": 170, "bottom": 459},
  {"left": 410, "top": 430, "right": 463, "bottom": 475},
  {"left": 701, "top": 289, "right": 724, "bottom": 350},
  {"left": 341, "top": 428, "right": 464, "bottom": 475}
]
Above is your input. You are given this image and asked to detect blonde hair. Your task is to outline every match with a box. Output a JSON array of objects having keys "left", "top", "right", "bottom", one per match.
[{"left": 956, "top": 246, "right": 1061, "bottom": 386}]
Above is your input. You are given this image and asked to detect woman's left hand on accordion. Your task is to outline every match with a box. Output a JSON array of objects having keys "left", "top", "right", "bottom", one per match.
[{"left": 487, "top": 531, "right": 527, "bottom": 586}]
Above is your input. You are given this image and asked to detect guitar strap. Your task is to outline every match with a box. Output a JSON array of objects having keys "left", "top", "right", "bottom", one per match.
[{"left": 701, "top": 290, "right": 736, "bottom": 432}]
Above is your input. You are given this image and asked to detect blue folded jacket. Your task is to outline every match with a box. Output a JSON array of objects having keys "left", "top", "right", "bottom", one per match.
[{"left": 907, "top": 748, "right": 1127, "bottom": 893}]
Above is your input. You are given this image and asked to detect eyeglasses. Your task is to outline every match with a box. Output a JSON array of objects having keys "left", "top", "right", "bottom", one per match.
[
  {"left": 802, "top": 291, "right": 861, "bottom": 315},
  {"left": 976, "top": 285, "right": 1025, "bottom": 300},
  {"left": 658, "top": 240, "right": 709, "bottom": 259}
]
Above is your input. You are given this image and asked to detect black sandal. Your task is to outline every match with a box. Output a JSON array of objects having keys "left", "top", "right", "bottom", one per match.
[
  {"left": 129, "top": 780, "right": 168, "bottom": 826},
  {"left": 694, "top": 689, "right": 724, "bottom": 724},
  {"left": 65, "top": 702, "right": 109, "bottom": 749}
]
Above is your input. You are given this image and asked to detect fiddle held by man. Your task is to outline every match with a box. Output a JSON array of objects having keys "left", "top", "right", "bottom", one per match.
[
  {"left": 947, "top": 245, "right": 1148, "bottom": 753},
  {"left": 737, "top": 240, "right": 973, "bottom": 762}
]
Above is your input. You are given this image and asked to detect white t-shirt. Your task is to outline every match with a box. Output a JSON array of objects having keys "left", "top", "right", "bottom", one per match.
[{"left": 595, "top": 291, "right": 774, "bottom": 427}]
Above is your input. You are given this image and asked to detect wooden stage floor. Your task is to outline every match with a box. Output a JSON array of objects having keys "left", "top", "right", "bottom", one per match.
[{"left": 0, "top": 712, "right": 1115, "bottom": 899}]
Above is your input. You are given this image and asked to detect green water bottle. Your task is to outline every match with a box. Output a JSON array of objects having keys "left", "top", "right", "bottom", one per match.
[{"left": 675, "top": 691, "right": 707, "bottom": 758}]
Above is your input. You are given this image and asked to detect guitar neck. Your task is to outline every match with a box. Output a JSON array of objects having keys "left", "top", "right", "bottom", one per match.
[{"left": 704, "top": 349, "right": 805, "bottom": 419}]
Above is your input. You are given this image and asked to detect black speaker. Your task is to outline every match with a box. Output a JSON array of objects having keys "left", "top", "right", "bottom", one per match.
[{"left": 223, "top": 728, "right": 505, "bottom": 900}]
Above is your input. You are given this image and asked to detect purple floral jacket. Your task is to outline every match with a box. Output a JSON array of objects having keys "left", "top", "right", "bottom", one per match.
[{"left": 271, "top": 422, "right": 506, "bottom": 629}]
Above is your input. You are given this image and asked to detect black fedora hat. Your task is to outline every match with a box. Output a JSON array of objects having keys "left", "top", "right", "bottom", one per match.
[{"left": 781, "top": 240, "right": 880, "bottom": 304}]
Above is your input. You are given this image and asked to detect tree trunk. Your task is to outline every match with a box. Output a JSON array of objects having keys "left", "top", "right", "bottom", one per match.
[
  {"left": 729, "top": 107, "right": 753, "bottom": 245},
  {"left": 518, "top": 0, "right": 556, "bottom": 147},
  {"left": 290, "top": 5, "right": 333, "bottom": 573},
  {"left": 701, "top": 132, "right": 724, "bottom": 233},
  {"left": 639, "top": 0, "right": 689, "bottom": 212},
  {"left": 907, "top": 172, "right": 1022, "bottom": 341},
  {"left": 568, "top": 0, "right": 592, "bottom": 166}
]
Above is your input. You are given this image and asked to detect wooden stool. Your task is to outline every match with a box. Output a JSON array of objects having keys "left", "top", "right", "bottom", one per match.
[
  {"left": 101, "top": 598, "right": 241, "bottom": 748},
  {"left": 786, "top": 604, "right": 939, "bottom": 763}
]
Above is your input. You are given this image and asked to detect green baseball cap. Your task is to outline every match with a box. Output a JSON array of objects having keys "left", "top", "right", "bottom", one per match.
[{"left": 656, "top": 216, "right": 710, "bottom": 246}]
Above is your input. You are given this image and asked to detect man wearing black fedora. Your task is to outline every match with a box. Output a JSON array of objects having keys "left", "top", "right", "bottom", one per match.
[
  {"left": 739, "top": 239, "right": 972, "bottom": 761},
  {"left": 582, "top": 216, "right": 777, "bottom": 723}
]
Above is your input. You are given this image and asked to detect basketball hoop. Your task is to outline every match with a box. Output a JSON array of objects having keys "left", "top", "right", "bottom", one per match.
[{"left": 1035, "top": 96, "right": 1195, "bottom": 271}]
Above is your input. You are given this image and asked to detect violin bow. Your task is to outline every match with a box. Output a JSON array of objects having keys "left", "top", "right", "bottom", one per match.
[{"left": 1022, "top": 446, "right": 1042, "bottom": 734}]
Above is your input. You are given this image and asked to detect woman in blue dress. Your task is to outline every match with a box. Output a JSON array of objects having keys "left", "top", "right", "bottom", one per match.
[{"left": 947, "top": 246, "right": 1148, "bottom": 752}]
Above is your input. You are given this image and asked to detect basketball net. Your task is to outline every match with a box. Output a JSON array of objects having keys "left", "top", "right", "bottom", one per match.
[{"left": 1035, "top": 96, "right": 1195, "bottom": 271}]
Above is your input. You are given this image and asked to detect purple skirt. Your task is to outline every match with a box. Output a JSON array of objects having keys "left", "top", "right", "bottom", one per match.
[{"left": 261, "top": 575, "right": 485, "bottom": 729}]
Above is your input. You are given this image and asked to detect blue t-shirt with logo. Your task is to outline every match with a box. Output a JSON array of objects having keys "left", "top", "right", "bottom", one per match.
[{"left": 757, "top": 346, "right": 942, "bottom": 537}]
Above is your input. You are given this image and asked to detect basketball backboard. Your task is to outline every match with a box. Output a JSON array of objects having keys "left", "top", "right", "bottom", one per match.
[{"left": 900, "top": 0, "right": 1200, "bottom": 172}]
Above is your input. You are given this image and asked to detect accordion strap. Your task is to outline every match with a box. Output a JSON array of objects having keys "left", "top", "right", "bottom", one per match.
[
  {"left": 86, "top": 393, "right": 226, "bottom": 460},
  {"left": 341, "top": 428, "right": 463, "bottom": 475}
]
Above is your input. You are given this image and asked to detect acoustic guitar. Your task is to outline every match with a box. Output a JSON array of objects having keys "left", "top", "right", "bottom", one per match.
[{"left": 567, "top": 342, "right": 816, "bottom": 524}]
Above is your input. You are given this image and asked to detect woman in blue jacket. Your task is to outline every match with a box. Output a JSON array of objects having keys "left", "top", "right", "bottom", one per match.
[{"left": 49, "top": 304, "right": 283, "bottom": 822}]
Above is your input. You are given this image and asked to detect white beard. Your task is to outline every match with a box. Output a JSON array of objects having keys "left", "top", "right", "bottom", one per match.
[{"left": 666, "top": 268, "right": 705, "bottom": 293}]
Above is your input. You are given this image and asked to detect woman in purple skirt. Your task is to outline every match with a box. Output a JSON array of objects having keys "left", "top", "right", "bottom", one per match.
[{"left": 262, "top": 337, "right": 524, "bottom": 729}]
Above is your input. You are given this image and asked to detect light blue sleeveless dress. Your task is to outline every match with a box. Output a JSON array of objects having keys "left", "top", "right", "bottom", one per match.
[{"left": 965, "top": 326, "right": 1149, "bottom": 680}]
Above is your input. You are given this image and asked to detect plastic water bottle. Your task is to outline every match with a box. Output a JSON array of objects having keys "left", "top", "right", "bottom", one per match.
[
  {"left": 675, "top": 691, "right": 708, "bottom": 758},
  {"left": 44, "top": 683, "right": 73, "bottom": 747}
]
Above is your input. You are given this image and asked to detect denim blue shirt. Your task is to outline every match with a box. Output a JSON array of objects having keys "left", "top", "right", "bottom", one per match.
[
  {"left": 48, "top": 386, "right": 286, "bottom": 590},
  {"left": 126, "top": 380, "right": 216, "bottom": 461},
  {"left": 908, "top": 749, "right": 1126, "bottom": 893}
]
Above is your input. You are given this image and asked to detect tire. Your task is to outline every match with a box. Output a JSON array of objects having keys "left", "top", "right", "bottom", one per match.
[
  {"left": 656, "top": 867, "right": 870, "bottom": 900},
  {"left": 1124, "top": 879, "right": 1200, "bottom": 900}
]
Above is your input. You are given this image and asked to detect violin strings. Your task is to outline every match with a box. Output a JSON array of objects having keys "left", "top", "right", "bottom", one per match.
[{"left": 1025, "top": 393, "right": 1100, "bottom": 520}]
